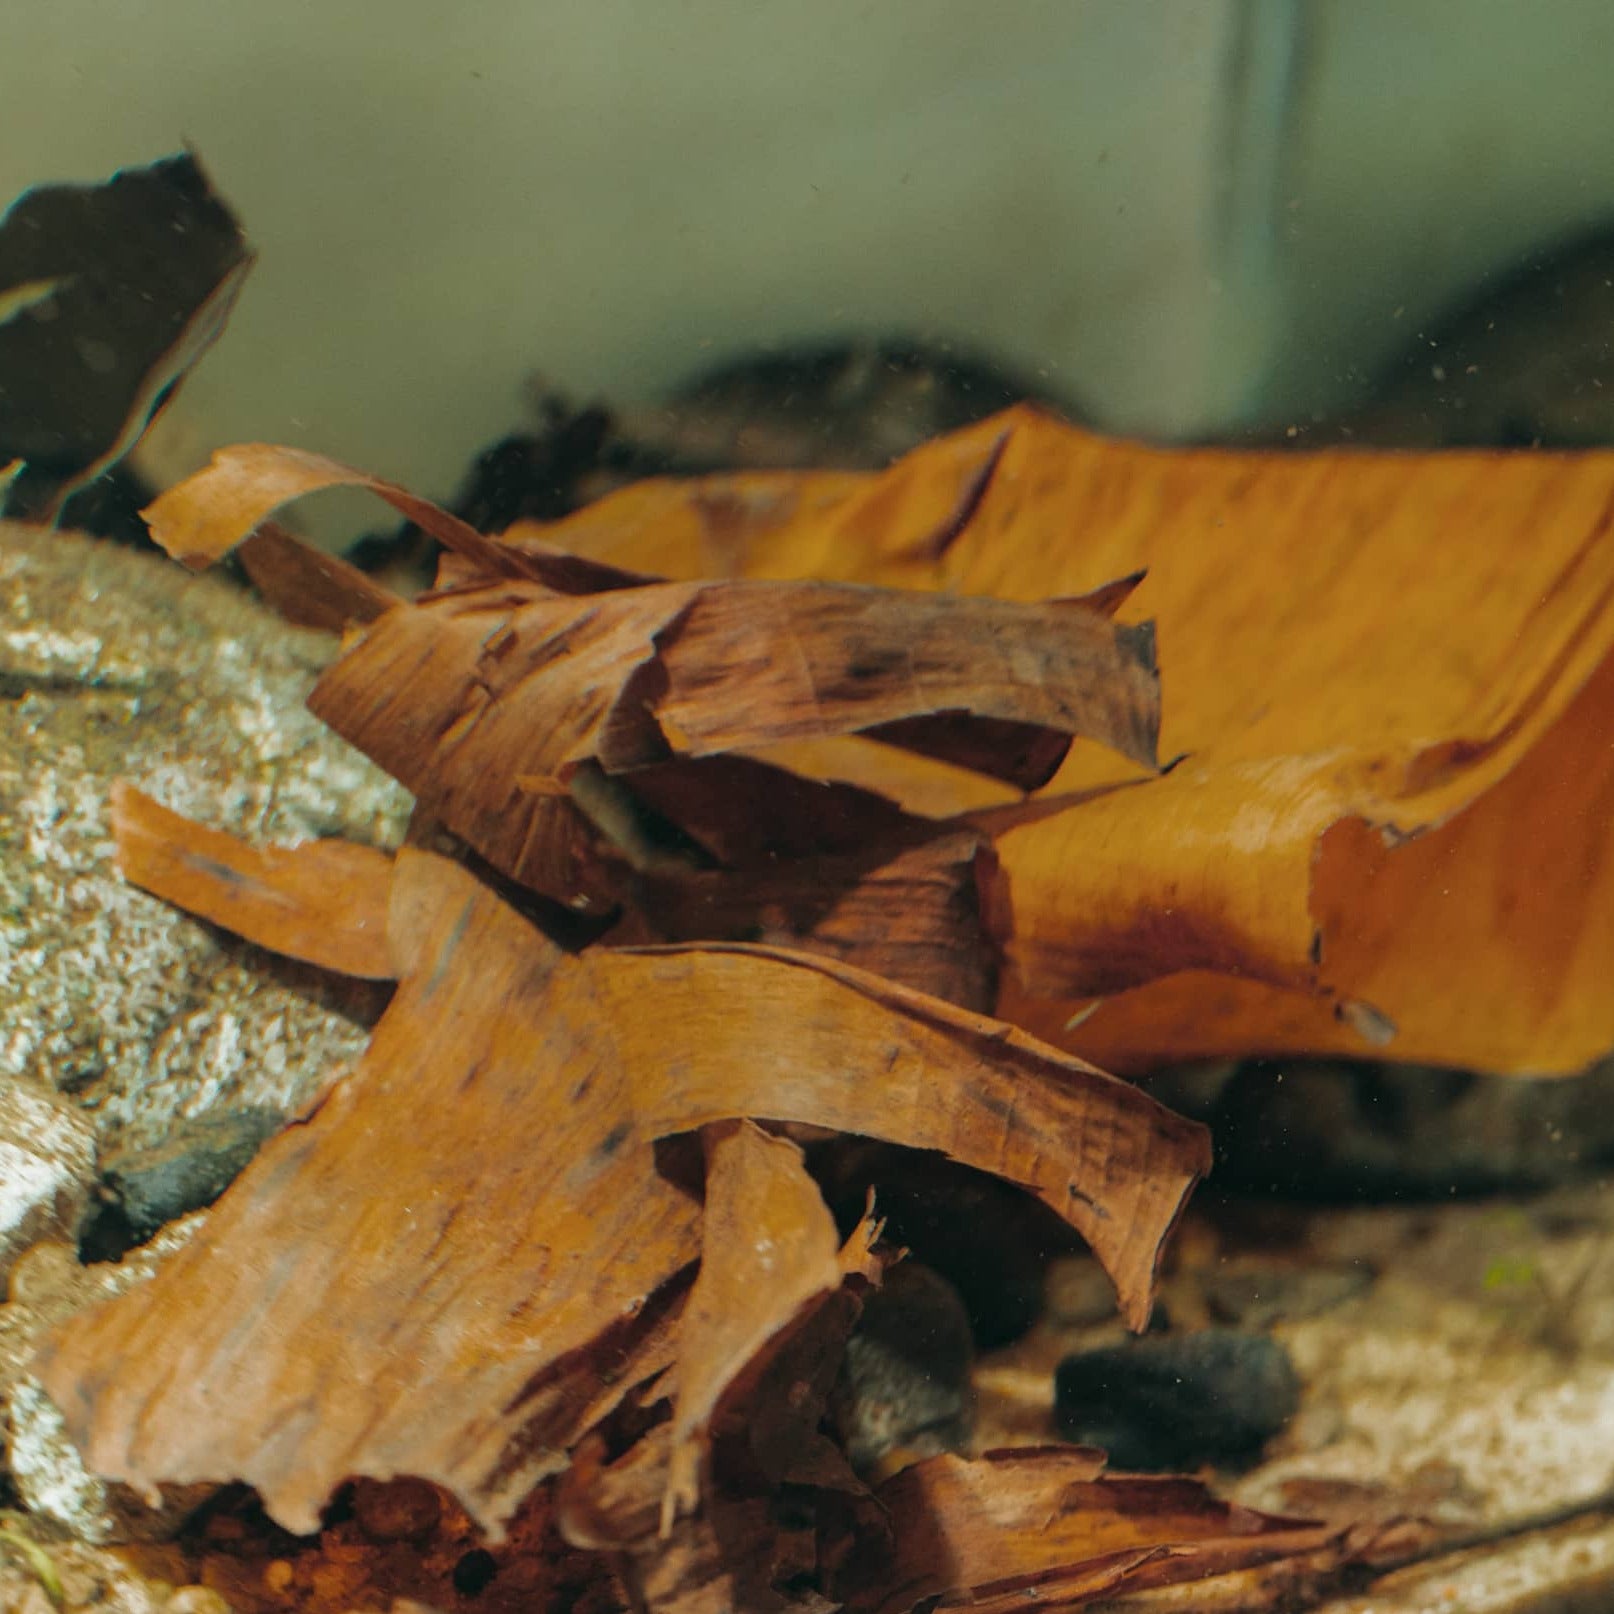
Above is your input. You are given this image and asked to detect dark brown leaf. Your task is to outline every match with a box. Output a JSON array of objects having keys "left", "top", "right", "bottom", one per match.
[
  {"left": 844, "top": 1451, "right": 1336, "bottom": 1614},
  {"left": 628, "top": 832, "right": 998, "bottom": 1010},
  {"left": 303, "top": 576, "right": 1158, "bottom": 916},
  {"left": 236, "top": 520, "right": 401, "bottom": 630}
]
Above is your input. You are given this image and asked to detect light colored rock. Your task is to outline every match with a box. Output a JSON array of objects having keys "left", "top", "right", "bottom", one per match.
[
  {"left": 0, "top": 525, "right": 409, "bottom": 1551},
  {"left": 0, "top": 523, "right": 409, "bottom": 1159},
  {"left": 8, "top": 1378, "right": 116, "bottom": 1542},
  {"left": 1316, "top": 1512, "right": 1614, "bottom": 1614},
  {"left": 0, "top": 1082, "right": 95, "bottom": 1285},
  {"left": 987, "top": 1181, "right": 1614, "bottom": 1614},
  {"left": 1237, "top": 1184, "right": 1614, "bottom": 1535}
]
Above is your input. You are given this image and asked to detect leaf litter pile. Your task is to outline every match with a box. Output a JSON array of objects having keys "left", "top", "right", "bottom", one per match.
[{"left": 31, "top": 409, "right": 1614, "bottom": 1612}]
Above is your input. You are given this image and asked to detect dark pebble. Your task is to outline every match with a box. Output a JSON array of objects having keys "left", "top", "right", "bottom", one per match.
[
  {"left": 831, "top": 1263, "right": 976, "bottom": 1474},
  {"left": 1055, "top": 1328, "right": 1300, "bottom": 1471},
  {"left": 79, "top": 1107, "right": 283, "bottom": 1260}
]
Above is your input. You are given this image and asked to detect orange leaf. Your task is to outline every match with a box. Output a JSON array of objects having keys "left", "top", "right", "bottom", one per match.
[
  {"left": 136, "top": 438, "right": 1163, "bottom": 1010},
  {"left": 521, "top": 407, "right": 1614, "bottom": 1074},
  {"left": 309, "top": 575, "right": 1158, "bottom": 782},
  {"left": 140, "top": 439, "right": 653, "bottom": 593},
  {"left": 593, "top": 941, "right": 1205, "bottom": 1329},
  {"left": 109, "top": 782, "right": 396, "bottom": 979},
  {"left": 1034, "top": 640, "right": 1614, "bottom": 1072},
  {"left": 444, "top": 468, "right": 869, "bottom": 589},
  {"left": 39, "top": 846, "right": 702, "bottom": 1534},
  {"left": 661, "top": 1121, "right": 879, "bottom": 1533},
  {"left": 302, "top": 570, "right": 1157, "bottom": 917},
  {"left": 42, "top": 820, "right": 1206, "bottom": 1534}
]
